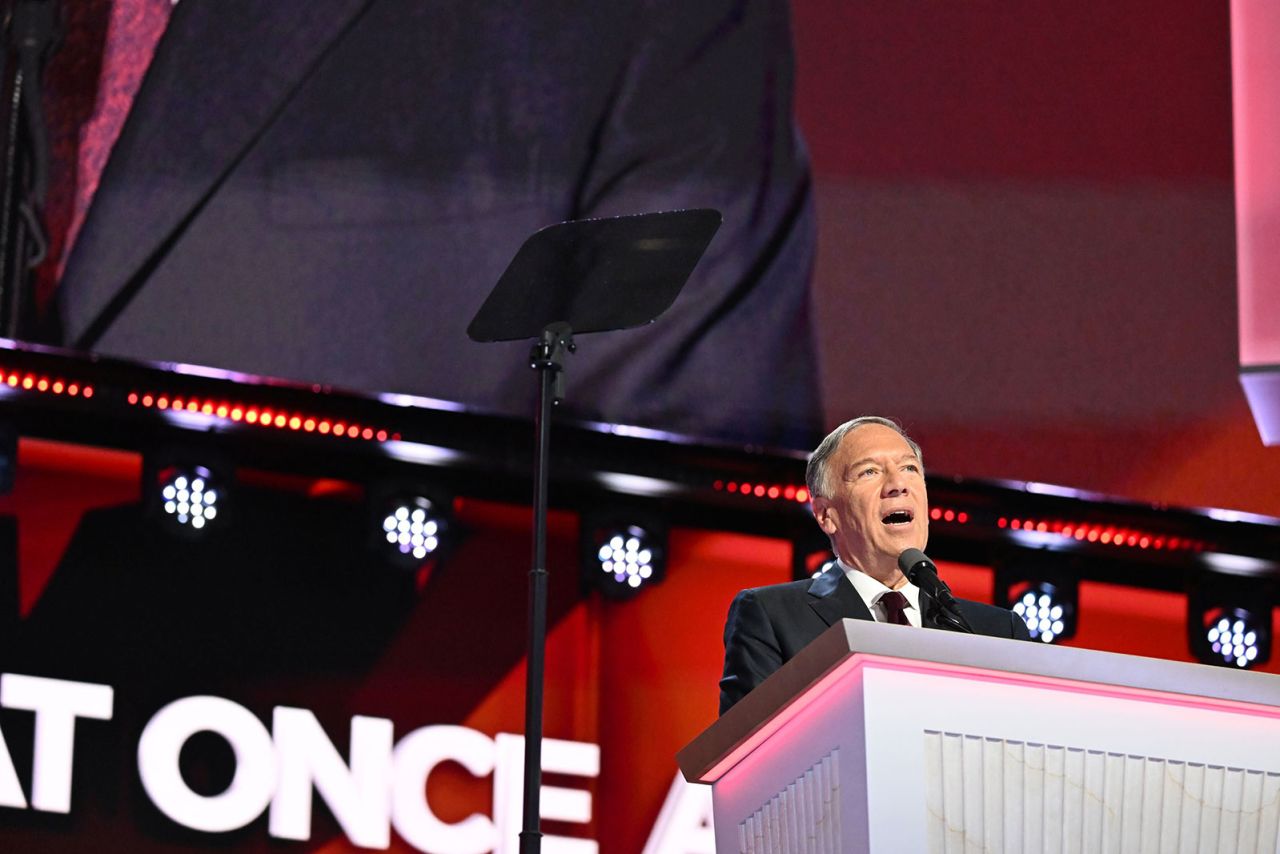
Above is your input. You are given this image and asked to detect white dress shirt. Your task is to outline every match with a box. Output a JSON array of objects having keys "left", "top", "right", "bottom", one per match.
[{"left": 837, "top": 558, "right": 923, "bottom": 627}]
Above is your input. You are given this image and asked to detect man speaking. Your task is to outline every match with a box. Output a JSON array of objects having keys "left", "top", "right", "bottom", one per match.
[{"left": 719, "top": 416, "right": 1031, "bottom": 713}]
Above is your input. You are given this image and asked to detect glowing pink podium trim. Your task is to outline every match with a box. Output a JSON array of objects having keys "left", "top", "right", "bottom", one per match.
[{"left": 697, "top": 650, "right": 1280, "bottom": 785}]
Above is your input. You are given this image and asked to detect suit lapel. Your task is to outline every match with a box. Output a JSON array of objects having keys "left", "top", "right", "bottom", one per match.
[
  {"left": 808, "top": 565, "right": 949, "bottom": 631},
  {"left": 64, "top": 0, "right": 374, "bottom": 347},
  {"left": 806, "top": 565, "right": 873, "bottom": 627}
]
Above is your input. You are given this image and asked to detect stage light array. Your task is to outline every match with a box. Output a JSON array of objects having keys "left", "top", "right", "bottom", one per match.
[
  {"left": 596, "top": 528, "right": 657, "bottom": 590},
  {"left": 380, "top": 496, "right": 445, "bottom": 564},
  {"left": 1204, "top": 609, "right": 1264, "bottom": 669},
  {"left": 1011, "top": 583, "right": 1070, "bottom": 643},
  {"left": 158, "top": 466, "right": 220, "bottom": 531},
  {"left": 996, "top": 559, "right": 1079, "bottom": 644},
  {"left": 581, "top": 516, "right": 667, "bottom": 600},
  {"left": 1187, "top": 576, "right": 1273, "bottom": 670}
]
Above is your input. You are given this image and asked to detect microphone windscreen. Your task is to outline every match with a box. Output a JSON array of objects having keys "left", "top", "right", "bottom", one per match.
[{"left": 897, "top": 548, "right": 929, "bottom": 574}]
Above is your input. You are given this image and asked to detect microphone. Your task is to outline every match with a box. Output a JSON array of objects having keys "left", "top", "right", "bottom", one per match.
[{"left": 897, "top": 548, "right": 974, "bottom": 633}]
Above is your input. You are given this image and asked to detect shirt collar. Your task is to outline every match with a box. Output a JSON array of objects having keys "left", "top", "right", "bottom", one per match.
[{"left": 836, "top": 557, "right": 921, "bottom": 613}]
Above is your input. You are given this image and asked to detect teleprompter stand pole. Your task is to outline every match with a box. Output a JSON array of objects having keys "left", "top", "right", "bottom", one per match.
[
  {"left": 466, "top": 209, "right": 721, "bottom": 853},
  {"left": 520, "top": 322, "right": 574, "bottom": 854}
]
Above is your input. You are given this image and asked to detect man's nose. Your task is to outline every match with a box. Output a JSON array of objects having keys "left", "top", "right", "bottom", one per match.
[{"left": 882, "top": 470, "right": 909, "bottom": 496}]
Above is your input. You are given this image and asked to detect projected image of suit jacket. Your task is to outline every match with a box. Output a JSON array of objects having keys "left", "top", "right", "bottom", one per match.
[{"left": 53, "top": 1, "right": 820, "bottom": 447}]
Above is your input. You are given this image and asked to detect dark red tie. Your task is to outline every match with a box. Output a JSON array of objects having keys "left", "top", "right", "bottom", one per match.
[
  {"left": 36, "top": 0, "right": 172, "bottom": 310},
  {"left": 879, "top": 591, "right": 913, "bottom": 626}
]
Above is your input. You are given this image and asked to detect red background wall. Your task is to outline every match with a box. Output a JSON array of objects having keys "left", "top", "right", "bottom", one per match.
[{"left": 793, "top": 1, "right": 1280, "bottom": 517}]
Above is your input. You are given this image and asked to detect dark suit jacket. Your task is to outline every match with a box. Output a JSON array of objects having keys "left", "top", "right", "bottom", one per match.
[
  {"left": 719, "top": 565, "right": 1033, "bottom": 714},
  {"left": 54, "top": 0, "right": 820, "bottom": 447}
]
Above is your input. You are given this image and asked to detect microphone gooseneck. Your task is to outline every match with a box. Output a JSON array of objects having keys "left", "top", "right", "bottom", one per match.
[{"left": 897, "top": 548, "right": 974, "bottom": 634}]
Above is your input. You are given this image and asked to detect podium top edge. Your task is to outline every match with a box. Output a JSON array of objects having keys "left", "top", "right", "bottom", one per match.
[{"left": 677, "top": 619, "right": 1280, "bottom": 784}]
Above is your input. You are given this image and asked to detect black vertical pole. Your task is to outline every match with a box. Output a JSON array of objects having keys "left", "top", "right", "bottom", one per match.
[
  {"left": 0, "top": 18, "right": 27, "bottom": 332},
  {"left": 520, "top": 323, "right": 573, "bottom": 854},
  {"left": 519, "top": 365, "right": 552, "bottom": 853},
  {"left": 1, "top": 0, "right": 59, "bottom": 338}
]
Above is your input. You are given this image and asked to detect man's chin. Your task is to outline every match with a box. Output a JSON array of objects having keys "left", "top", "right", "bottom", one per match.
[{"left": 883, "top": 528, "right": 925, "bottom": 550}]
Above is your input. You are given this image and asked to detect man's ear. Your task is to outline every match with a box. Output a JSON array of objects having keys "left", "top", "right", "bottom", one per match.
[{"left": 812, "top": 497, "right": 837, "bottom": 536}]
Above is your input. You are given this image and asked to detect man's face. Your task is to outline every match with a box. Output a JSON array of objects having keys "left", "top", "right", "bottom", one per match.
[{"left": 812, "top": 424, "right": 929, "bottom": 582}]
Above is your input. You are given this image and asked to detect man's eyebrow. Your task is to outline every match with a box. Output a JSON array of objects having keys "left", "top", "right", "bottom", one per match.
[{"left": 843, "top": 453, "right": 919, "bottom": 471}]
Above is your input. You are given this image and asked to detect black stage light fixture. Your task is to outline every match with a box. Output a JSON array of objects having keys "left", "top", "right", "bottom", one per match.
[
  {"left": 143, "top": 452, "right": 233, "bottom": 538},
  {"left": 1200, "top": 607, "right": 1267, "bottom": 669},
  {"left": 791, "top": 529, "right": 835, "bottom": 581},
  {"left": 1188, "top": 573, "right": 1274, "bottom": 670},
  {"left": 995, "top": 551, "right": 1079, "bottom": 644},
  {"left": 367, "top": 484, "right": 453, "bottom": 571},
  {"left": 1008, "top": 581, "right": 1075, "bottom": 644},
  {"left": 580, "top": 511, "right": 667, "bottom": 600}
]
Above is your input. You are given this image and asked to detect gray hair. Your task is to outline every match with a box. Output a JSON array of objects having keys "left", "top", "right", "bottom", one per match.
[{"left": 805, "top": 416, "right": 923, "bottom": 499}]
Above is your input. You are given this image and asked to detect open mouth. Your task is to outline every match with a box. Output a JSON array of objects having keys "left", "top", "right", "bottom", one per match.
[{"left": 881, "top": 509, "right": 914, "bottom": 526}]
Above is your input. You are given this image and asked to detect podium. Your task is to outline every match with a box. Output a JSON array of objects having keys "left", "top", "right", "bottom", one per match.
[{"left": 678, "top": 620, "right": 1280, "bottom": 853}]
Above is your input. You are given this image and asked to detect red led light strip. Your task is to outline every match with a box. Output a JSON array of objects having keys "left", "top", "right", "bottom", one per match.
[
  {"left": 928, "top": 506, "right": 970, "bottom": 524},
  {"left": 713, "top": 480, "right": 810, "bottom": 504},
  {"left": 716, "top": 478, "right": 972, "bottom": 517},
  {"left": 127, "top": 392, "right": 394, "bottom": 443},
  {"left": 710, "top": 480, "right": 977, "bottom": 521},
  {"left": 710, "top": 479, "right": 1200, "bottom": 551},
  {"left": 0, "top": 369, "right": 94, "bottom": 399},
  {"left": 998, "top": 516, "right": 1208, "bottom": 553}
]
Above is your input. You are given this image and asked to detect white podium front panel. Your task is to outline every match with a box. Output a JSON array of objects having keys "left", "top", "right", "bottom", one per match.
[
  {"left": 686, "top": 622, "right": 1280, "bottom": 854},
  {"left": 711, "top": 653, "right": 1280, "bottom": 853},
  {"left": 921, "top": 732, "right": 1280, "bottom": 854},
  {"left": 862, "top": 659, "right": 1280, "bottom": 853}
]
